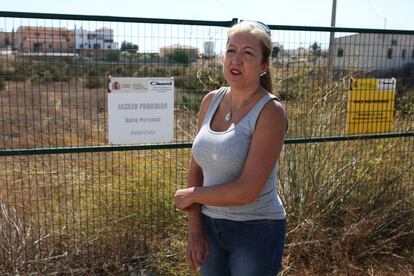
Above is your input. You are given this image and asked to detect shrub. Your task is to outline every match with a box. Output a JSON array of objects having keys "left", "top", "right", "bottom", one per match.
[
  {"left": 85, "top": 76, "right": 105, "bottom": 89},
  {"left": 167, "top": 49, "right": 190, "bottom": 64},
  {"left": 32, "top": 69, "right": 54, "bottom": 83},
  {"left": 395, "top": 91, "right": 414, "bottom": 117},
  {"left": 1, "top": 65, "right": 30, "bottom": 82},
  {"left": 106, "top": 51, "right": 120, "bottom": 62},
  {"left": 83, "top": 67, "right": 106, "bottom": 89}
]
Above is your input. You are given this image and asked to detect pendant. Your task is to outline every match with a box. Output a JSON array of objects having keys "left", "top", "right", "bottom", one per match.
[{"left": 224, "top": 112, "right": 232, "bottom": 123}]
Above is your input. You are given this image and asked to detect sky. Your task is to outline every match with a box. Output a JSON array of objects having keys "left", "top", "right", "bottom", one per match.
[
  {"left": 1, "top": 0, "right": 414, "bottom": 30},
  {"left": 1, "top": 0, "right": 413, "bottom": 53}
]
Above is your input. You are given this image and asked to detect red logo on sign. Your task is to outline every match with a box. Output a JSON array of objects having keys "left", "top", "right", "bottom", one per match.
[{"left": 112, "top": 82, "right": 121, "bottom": 90}]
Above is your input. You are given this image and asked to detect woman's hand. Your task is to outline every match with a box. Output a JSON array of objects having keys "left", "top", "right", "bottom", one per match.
[
  {"left": 186, "top": 229, "right": 209, "bottom": 270},
  {"left": 174, "top": 187, "right": 195, "bottom": 211}
]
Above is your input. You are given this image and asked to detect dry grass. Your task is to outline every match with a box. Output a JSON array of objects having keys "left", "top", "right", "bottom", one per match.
[
  {"left": 0, "top": 78, "right": 106, "bottom": 149},
  {"left": 0, "top": 149, "right": 189, "bottom": 274}
]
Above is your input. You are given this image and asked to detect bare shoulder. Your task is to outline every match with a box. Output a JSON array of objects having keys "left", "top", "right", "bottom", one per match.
[
  {"left": 200, "top": 89, "right": 221, "bottom": 109},
  {"left": 197, "top": 88, "right": 225, "bottom": 128},
  {"left": 262, "top": 98, "right": 286, "bottom": 119},
  {"left": 199, "top": 88, "right": 223, "bottom": 115},
  {"left": 258, "top": 97, "right": 287, "bottom": 130}
]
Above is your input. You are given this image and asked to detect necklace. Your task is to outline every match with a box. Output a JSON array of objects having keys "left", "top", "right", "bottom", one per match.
[{"left": 224, "top": 88, "right": 258, "bottom": 123}]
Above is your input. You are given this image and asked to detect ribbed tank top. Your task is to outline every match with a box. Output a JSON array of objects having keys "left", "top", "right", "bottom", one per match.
[{"left": 192, "top": 87, "right": 286, "bottom": 221}]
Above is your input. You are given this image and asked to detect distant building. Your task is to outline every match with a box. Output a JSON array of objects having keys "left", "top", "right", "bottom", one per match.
[
  {"left": 15, "top": 26, "right": 75, "bottom": 52},
  {"left": 0, "top": 30, "right": 14, "bottom": 48},
  {"left": 203, "top": 41, "right": 215, "bottom": 58},
  {"left": 160, "top": 44, "right": 199, "bottom": 61},
  {"left": 75, "top": 27, "right": 117, "bottom": 50},
  {"left": 332, "top": 33, "right": 414, "bottom": 71},
  {"left": 283, "top": 47, "right": 309, "bottom": 61}
]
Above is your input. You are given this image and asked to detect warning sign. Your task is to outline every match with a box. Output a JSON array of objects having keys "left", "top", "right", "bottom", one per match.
[
  {"left": 107, "top": 77, "right": 174, "bottom": 144},
  {"left": 346, "top": 78, "right": 396, "bottom": 134}
]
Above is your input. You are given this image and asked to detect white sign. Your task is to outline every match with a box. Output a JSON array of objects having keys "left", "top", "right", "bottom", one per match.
[
  {"left": 378, "top": 78, "right": 396, "bottom": 91},
  {"left": 107, "top": 77, "right": 174, "bottom": 144}
]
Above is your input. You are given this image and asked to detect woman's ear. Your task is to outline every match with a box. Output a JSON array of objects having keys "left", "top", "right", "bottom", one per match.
[
  {"left": 219, "top": 54, "right": 224, "bottom": 64},
  {"left": 262, "top": 61, "right": 269, "bottom": 72}
]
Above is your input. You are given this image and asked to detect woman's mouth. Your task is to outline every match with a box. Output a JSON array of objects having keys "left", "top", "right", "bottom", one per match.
[{"left": 230, "top": 69, "right": 242, "bottom": 76}]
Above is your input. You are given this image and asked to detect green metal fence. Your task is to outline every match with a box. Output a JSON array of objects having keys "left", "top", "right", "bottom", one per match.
[{"left": 0, "top": 11, "right": 413, "bottom": 274}]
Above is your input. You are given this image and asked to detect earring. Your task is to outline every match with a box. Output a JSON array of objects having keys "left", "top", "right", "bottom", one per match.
[{"left": 260, "top": 71, "right": 267, "bottom": 77}]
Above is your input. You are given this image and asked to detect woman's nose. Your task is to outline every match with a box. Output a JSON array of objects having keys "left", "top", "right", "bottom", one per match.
[{"left": 232, "top": 52, "right": 243, "bottom": 63}]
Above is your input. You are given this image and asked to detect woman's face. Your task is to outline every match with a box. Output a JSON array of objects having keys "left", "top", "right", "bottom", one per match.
[{"left": 223, "top": 32, "right": 268, "bottom": 89}]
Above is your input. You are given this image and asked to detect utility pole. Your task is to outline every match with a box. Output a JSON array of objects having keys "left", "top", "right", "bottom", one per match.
[{"left": 327, "top": 0, "right": 337, "bottom": 75}]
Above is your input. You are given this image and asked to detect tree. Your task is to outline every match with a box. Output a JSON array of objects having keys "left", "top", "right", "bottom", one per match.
[
  {"left": 106, "top": 50, "right": 120, "bottom": 62},
  {"left": 120, "top": 41, "right": 139, "bottom": 53},
  {"left": 167, "top": 48, "right": 190, "bottom": 64},
  {"left": 310, "top": 42, "right": 321, "bottom": 56},
  {"left": 272, "top": 45, "right": 281, "bottom": 59}
]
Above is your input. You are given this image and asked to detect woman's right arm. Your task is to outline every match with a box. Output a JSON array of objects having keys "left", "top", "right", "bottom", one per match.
[
  {"left": 185, "top": 90, "right": 216, "bottom": 269},
  {"left": 185, "top": 157, "right": 207, "bottom": 270}
]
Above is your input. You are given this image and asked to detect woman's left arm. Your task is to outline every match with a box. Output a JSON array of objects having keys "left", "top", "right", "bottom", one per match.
[{"left": 175, "top": 100, "right": 286, "bottom": 209}]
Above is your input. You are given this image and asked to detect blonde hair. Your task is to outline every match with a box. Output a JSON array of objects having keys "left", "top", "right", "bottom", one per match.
[{"left": 227, "top": 20, "right": 273, "bottom": 93}]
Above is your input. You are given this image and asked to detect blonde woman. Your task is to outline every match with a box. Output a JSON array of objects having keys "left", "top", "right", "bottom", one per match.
[{"left": 175, "top": 20, "right": 287, "bottom": 275}]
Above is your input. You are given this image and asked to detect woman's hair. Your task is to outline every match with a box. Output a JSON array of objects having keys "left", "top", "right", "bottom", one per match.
[{"left": 227, "top": 20, "right": 273, "bottom": 93}]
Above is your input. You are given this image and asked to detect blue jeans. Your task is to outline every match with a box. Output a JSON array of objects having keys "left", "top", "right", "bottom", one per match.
[{"left": 201, "top": 214, "right": 286, "bottom": 276}]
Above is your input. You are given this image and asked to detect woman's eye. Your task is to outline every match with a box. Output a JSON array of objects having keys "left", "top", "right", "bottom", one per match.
[{"left": 226, "top": 49, "right": 235, "bottom": 53}]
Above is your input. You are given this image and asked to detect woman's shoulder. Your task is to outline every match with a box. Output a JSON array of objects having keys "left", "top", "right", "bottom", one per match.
[
  {"left": 264, "top": 91, "right": 285, "bottom": 111},
  {"left": 201, "top": 87, "right": 227, "bottom": 109},
  {"left": 259, "top": 93, "right": 288, "bottom": 130},
  {"left": 197, "top": 87, "right": 227, "bottom": 125}
]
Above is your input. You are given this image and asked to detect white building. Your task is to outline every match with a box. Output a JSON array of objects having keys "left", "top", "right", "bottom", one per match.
[
  {"left": 332, "top": 33, "right": 414, "bottom": 71},
  {"left": 203, "top": 41, "right": 215, "bottom": 58},
  {"left": 75, "top": 27, "right": 118, "bottom": 50}
]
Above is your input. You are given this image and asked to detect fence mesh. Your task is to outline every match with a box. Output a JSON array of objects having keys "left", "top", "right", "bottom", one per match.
[{"left": 0, "top": 12, "right": 413, "bottom": 273}]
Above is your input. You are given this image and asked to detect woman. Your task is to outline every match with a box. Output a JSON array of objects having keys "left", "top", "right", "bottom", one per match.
[{"left": 175, "top": 20, "right": 287, "bottom": 275}]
